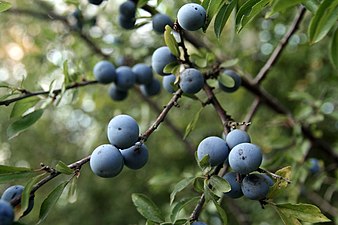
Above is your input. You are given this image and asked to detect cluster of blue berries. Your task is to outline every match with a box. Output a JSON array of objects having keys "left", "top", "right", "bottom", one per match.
[
  {"left": 197, "top": 129, "right": 274, "bottom": 201},
  {"left": 118, "top": 0, "right": 137, "bottom": 30},
  {"left": 90, "top": 114, "right": 149, "bottom": 178},
  {"left": 0, "top": 185, "right": 35, "bottom": 225},
  {"left": 93, "top": 60, "right": 161, "bottom": 101}
]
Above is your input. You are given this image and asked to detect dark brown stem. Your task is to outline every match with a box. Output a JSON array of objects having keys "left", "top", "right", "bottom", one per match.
[
  {"left": 0, "top": 80, "right": 98, "bottom": 106},
  {"left": 243, "top": 97, "right": 261, "bottom": 131},
  {"left": 140, "top": 89, "right": 183, "bottom": 141}
]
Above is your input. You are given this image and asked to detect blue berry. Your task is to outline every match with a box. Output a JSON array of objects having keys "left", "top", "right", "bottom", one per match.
[
  {"left": 0, "top": 199, "right": 14, "bottom": 225},
  {"left": 177, "top": 3, "right": 206, "bottom": 31},
  {"left": 241, "top": 174, "right": 270, "bottom": 200},
  {"left": 108, "top": 84, "right": 128, "bottom": 101},
  {"left": 151, "top": 46, "right": 177, "bottom": 76},
  {"left": 225, "top": 129, "right": 251, "bottom": 149},
  {"left": 162, "top": 74, "right": 177, "bottom": 93},
  {"left": 93, "top": 61, "right": 116, "bottom": 84},
  {"left": 223, "top": 172, "right": 243, "bottom": 198},
  {"left": 197, "top": 136, "right": 229, "bottom": 167},
  {"left": 120, "top": 143, "right": 149, "bottom": 170},
  {"left": 115, "top": 66, "right": 136, "bottom": 90},
  {"left": 179, "top": 68, "right": 204, "bottom": 94},
  {"left": 132, "top": 64, "right": 153, "bottom": 85},
  {"left": 152, "top": 13, "right": 173, "bottom": 33},
  {"left": 1, "top": 185, "right": 34, "bottom": 216},
  {"left": 140, "top": 79, "right": 161, "bottom": 96}
]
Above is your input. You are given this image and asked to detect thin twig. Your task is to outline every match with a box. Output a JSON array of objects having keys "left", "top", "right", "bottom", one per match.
[
  {"left": 0, "top": 80, "right": 98, "bottom": 106},
  {"left": 243, "top": 97, "right": 261, "bottom": 131}
]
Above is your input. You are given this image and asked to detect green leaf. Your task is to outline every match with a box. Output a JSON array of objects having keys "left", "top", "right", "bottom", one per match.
[
  {"left": 7, "top": 109, "right": 44, "bottom": 139},
  {"left": 214, "top": 0, "right": 237, "bottom": 38},
  {"left": 236, "top": 0, "right": 271, "bottom": 32},
  {"left": 0, "top": 1, "right": 11, "bottom": 12},
  {"left": 203, "top": 0, "right": 226, "bottom": 32},
  {"left": 63, "top": 60, "right": 71, "bottom": 85},
  {"left": 0, "top": 165, "right": 36, "bottom": 184},
  {"left": 193, "top": 176, "right": 205, "bottom": 193},
  {"left": 67, "top": 176, "right": 78, "bottom": 203},
  {"left": 19, "top": 174, "right": 44, "bottom": 218},
  {"left": 164, "top": 25, "right": 180, "bottom": 57},
  {"left": 163, "top": 61, "right": 180, "bottom": 74},
  {"left": 137, "top": 0, "right": 148, "bottom": 7},
  {"left": 170, "top": 197, "right": 200, "bottom": 222},
  {"left": 275, "top": 203, "right": 331, "bottom": 223},
  {"left": 38, "top": 181, "right": 68, "bottom": 224},
  {"left": 197, "top": 153, "right": 211, "bottom": 170},
  {"left": 272, "top": 204, "right": 302, "bottom": 225},
  {"left": 131, "top": 193, "right": 165, "bottom": 223},
  {"left": 308, "top": 0, "right": 338, "bottom": 44},
  {"left": 330, "top": 26, "right": 338, "bottom": 69},
  {"left": 55, "top": 161, "right": 73, "bottom": 175},
  {"left": 267, "top": 166, "right": 292, "bottom": 199},
  {"left": 204, "top": 180, "right": 220, "bottom": 202},
  {"left": 219, "top": 58, "right": 239, "bottom": 68},
  {"left": 170, "top": 177, "right": 195, "bottom": 205},
  {"left": 10, "top": 97, "right": 40, "bottom": 119},
  {"left": 208, "top": 175, "right": 230, "bottom": 193},
  {"left": 267, "top": 0, "right": 305, "bottom": 17},
  {"left": 183, "top": 107, "right": 203, "bottom": 140},
  {"left": 212, "top": 199, "right": 228, "bottom": 225},
  {"left": 302, "top": 0, "right": 319, "bottom": 14}
]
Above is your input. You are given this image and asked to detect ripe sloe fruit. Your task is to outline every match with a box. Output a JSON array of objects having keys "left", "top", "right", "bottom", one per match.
[
  {"left": 197, "top": 136, "right": 229, "bottom": 167},
  {"left": 120, "top": 143, "right": 149, "bottom": 170},
  {"left": 162, "top": 74, "right": 176, "bottom": 93},
  {"left": 191, "top": 221, "right": 207, "bottom": 225},
  {"left": 222, "top": 172, "right": 243, "bottom": 198},
  {"left": 90, "top": 144, "right": 124, "bottom": 178},
  {"left": 107, "top": 114, "right": 139, "bottom": 149},
  {"left": 0, "top": 199, "right": 14, "bottom": 225},
  {"left": 241, "top": 174, "right": 270, "bottom": 200},
  {"left": 151, "top": 46, "right": 177, "bottom": 76},
  {"left": 140, "top": 79, "right": 161, "bottom": 97},
  {"left": 1, "top": 185, "right": 34, "bottom": 216},
  {"left": 118, "top": 15, "right": 136, "bottom": 30},
  {"left": 93, "top": 61, "right": 116, "bottom": 84},
  {"left": 177, "top": 3, "right": 206, "bottom": 31},
  {"left": 108, "top": 84, "right": 128, "bottom": 101},
  {"left": 119, "top": 1, "right": 136, "bottom": 17},
  {"left": 115, "top": 66, "right": 136, "bottom": 90},
  {"left": 218, "top": 69, "right": 242, "bottom": 93},
  {"left": 88, "top": 0, "right": 104, "bottom": 5},
  {"left": 225, "top": 129, "right": 251, "bottom": 149},
  {"left": 132, "top": 64, "right": 153, "bottom": 85},
  {"left": 309, "top": 158, "right": 320, "bottom": 174},
  {"left": 179, "top": 68, "right": 204, "bottom": 94},
  {"left": 228, "top": 143, "right": 262, "bottom": 174},
  {"left": 152, "top": 13, "right": 173, "bottom": 33}
]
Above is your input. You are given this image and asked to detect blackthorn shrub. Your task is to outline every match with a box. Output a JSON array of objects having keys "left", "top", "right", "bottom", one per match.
[
  {"left": 152, "top": 13, "right": 174, "bottom": 33},
  {"left": 225, "top": 129, "right": 251, "bottom": 149},
  {"left": 93, "top": 61, "right": 116, "bottom": 84},
  {"left": 197, "top": 136, "right": 229, "bottom": 167},
  {"left": 228, "top": 143, "right": 262, "bottom": 174},
  {"left": 89, "top": 144, "right": 124, "bottom": 178},
  {"left": 177, "top": 3, "right": 206, "bottom": 31},
  {"left": 0, "top": 199, "right": 14, "bottom": 225},
  {"left": 241, "top": 174, "right": 270, "bottom": 200},
  {"left": 222, "top": 172, "right": 243, "bottom": 198},
  {"left": 1, "top": 185, "right": 34, "bottom": 216},
  {"left": 151, "top": 46, "right": 177, "bottom": 76},
  {"left": 108, "top": 84, "right": 128, "bottom": 101},
  {"left": 179, "top": 68, "right": 204, "bottom": 94},
  {"left": 140, "top": 79, "right": 161, "bottom": 97},
  {"left": 120, "top": 143, "right": 149, "bottom": 170},
  {"left": 107, "top": 114, "right": 139, "bottom": 149}
]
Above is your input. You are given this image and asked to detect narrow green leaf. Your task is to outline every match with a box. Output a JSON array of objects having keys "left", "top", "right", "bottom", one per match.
[
  {"left": 0, "top": 166, "right": 36, "bottom": 184},
  {"left": 10, "top": 97, "right": 40, "bottom": 119},
  {"left": 0, "top": 1, "right": 11, "bottom": 12},
  {"left": 193, "top": 176, "right": 205, "bottom": 193},
  {"left": 267, "top": 0, "right": 305, "bottom": 17},
  {"left": 7, "top": 109, "right": 44, "bottom": 139},
  {"left": 308, "top": 0, "right": 338, "bottom": 44},
  {"left": 201, "top": 0, "right": 211, "bottom": 10},
  {"left": 170, "top": 177, "right": 195, "bottom": 205},
  {"left": 164, "top": 25, "right": 180, "bottom": 57},
  {"left": 204, "top": 180, "right": 220, "bottom": 202},
  {"left": 214, "top": 0, "right": 237, "bottom": 38},
  {"left": 170, "top": 197, "right": 200, "bottom": 222},
  {"left": 219, "top": 58, "right": 239, "bottom": 68},
  {"left": 276, "top": 203, "right": 331, "bottom": 223},
  {"left": 173, "top": 219, "right": 189, "bottom": 225},
  {"left": 212, "top": 199, "right": 228, "bottom": 225},
  {"left": 183, "top": 107, "right": 203, "bottom": 140},
  {"left": 19, "top": 174, "right": 44, "bottom": 218},
  {"left": 272, "top": 204, "right": 302, "bottom": 225},
  {"left": 330, "top": 26, "right": 338, "bottom": 69},
  {"left": 203, "top": 0, "right": 226, "bottom": 32},
  {"left": 208, "top": 175, "right": 231, "bottom": 193},
  {"left": 38, "top": 181, "right": 68, "bottom": 224},
  {"left": 163, "top": 61, "right": 180, "bottom": 74},
  {"left": 302, "top": 0, "right": 320, "bottom": 14},
  {"left": 197, "top": 154, "right": 211, "bottom": 170},
  {"left": 131, "top": 193, "right": 165, "bottom": 223},
  {"left": 67, "top": 177, "right": 78, "bottom": 203},
  {"left": 236, "top": 0, "right": 270, "bottom": 32},
  {"left": 137, "top": 0, "right": 148, "bottom": 7},
  {"left": 63, "top": 60, "right": 70, "bottom": 85},
  {"left": 55, "top": 161, "right": 73, "bottom": 175}
]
